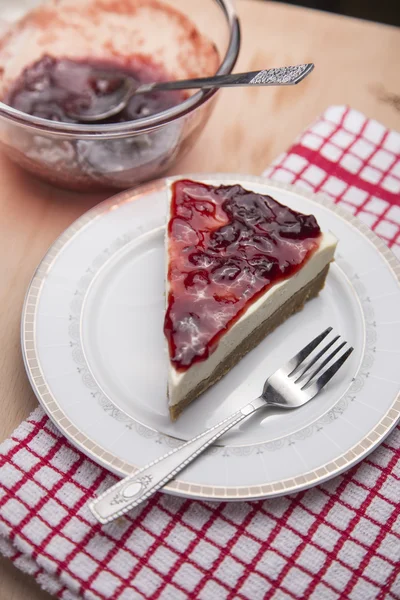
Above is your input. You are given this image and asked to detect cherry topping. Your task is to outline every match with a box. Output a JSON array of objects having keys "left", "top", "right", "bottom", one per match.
[
  {"left": 164, "top": 180, "right": 322, "bottom": 371},
  {"left": 4, "top": 55, "right": 183, "bottom": 125}
]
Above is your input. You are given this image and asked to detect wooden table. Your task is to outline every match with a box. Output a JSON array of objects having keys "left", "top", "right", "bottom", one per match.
[{"left": 1, "top": 1, "right": 399, "bottom": 598}]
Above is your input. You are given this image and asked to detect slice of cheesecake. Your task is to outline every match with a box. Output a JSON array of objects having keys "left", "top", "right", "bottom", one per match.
[{"left": 164, "top": 179, "right": 337, "bottom": 420}]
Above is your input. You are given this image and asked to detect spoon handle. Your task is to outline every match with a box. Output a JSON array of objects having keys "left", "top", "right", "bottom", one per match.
[{"left": 141, "top": 63, "right": 314, "bottom": 93}]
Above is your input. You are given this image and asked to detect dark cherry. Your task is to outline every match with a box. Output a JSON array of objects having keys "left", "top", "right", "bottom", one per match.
[{"left": 164, "top": 180, "right": 322, "bottom": 371}]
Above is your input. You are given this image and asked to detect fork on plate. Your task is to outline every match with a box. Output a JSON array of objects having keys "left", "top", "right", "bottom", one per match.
[{"left": 90, "top": 327, "right": 353, "bottom": 524}]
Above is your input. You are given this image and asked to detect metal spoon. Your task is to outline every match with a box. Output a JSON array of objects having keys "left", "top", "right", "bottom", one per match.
[{"left": 68, "top": 63, "right": 314, "bottom": 122}]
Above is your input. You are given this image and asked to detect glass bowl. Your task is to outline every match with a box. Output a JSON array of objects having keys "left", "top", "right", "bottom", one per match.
[{"left": 0, "top": 0, "right": 240, "bottom": 191}]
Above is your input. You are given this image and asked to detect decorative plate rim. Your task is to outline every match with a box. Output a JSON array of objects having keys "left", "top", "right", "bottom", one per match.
[{"left": 21, "top": 174, "right": 400, "bottom": 502}]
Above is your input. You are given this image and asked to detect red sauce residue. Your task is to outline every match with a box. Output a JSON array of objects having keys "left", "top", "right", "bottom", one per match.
[
  {"left": 4, "top": 55, "right": 184, "bottom": 124},
  {"left": 164, "top": 180, "right": 322, "bottom": 371},
  {"left": 0, "top": 0, "right": 220, "bottom": 89}
]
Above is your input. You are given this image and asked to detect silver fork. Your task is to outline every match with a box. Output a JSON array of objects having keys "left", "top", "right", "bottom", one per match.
[{"left": 90, "top": 327, "right": 353, "bottom": 524}]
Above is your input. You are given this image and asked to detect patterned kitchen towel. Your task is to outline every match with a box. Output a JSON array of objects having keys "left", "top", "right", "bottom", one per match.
[
  {"left": 0, "top": 105, "right": 399, "bottom": 600},
  {"left": 263, "top": 105, "right": 400, "bottom": 255}
]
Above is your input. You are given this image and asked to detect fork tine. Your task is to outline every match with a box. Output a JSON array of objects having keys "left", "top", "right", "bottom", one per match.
[
  {"left": 286, "top": 326, "right": 333, "bottom": 374},
  {"left": 304, "top": 346, "right": 354, "bottom": 396},
  {"left": 293, "top": 335, "right": 340, "bottom": 381},
  {"left": 301, "top": 340, "right": 347, "bottom": 387}
]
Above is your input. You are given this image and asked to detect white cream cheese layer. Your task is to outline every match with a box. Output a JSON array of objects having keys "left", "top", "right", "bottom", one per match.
[{"left": 165, "top": 180, "right": 337, "bottom": 408}]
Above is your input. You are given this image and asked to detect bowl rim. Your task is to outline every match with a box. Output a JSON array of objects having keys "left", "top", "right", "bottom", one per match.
[{"left": 0, "top": 0, "right": 240, "bottom": 139}]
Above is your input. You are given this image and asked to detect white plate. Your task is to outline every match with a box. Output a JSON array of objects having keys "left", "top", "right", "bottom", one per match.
[{"left": 22, "top": 175, "right": 400, "bottom": 501}]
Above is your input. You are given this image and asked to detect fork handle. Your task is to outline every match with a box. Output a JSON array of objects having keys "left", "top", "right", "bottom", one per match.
[{"left": 89, "top": 397, "right": 265, "bottom": 524}]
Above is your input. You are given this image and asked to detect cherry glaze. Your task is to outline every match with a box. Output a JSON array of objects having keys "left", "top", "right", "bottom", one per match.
[
  {"left": 164, "top": 180, "right": 322, "bottom": 371},
  {"left": 5, "top": 55, "right": 183, "bottom": 124}
]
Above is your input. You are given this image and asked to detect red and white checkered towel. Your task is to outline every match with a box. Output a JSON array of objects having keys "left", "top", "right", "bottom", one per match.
[{"left": 1, "top": 106, "right": 399, "bottom": 600}]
